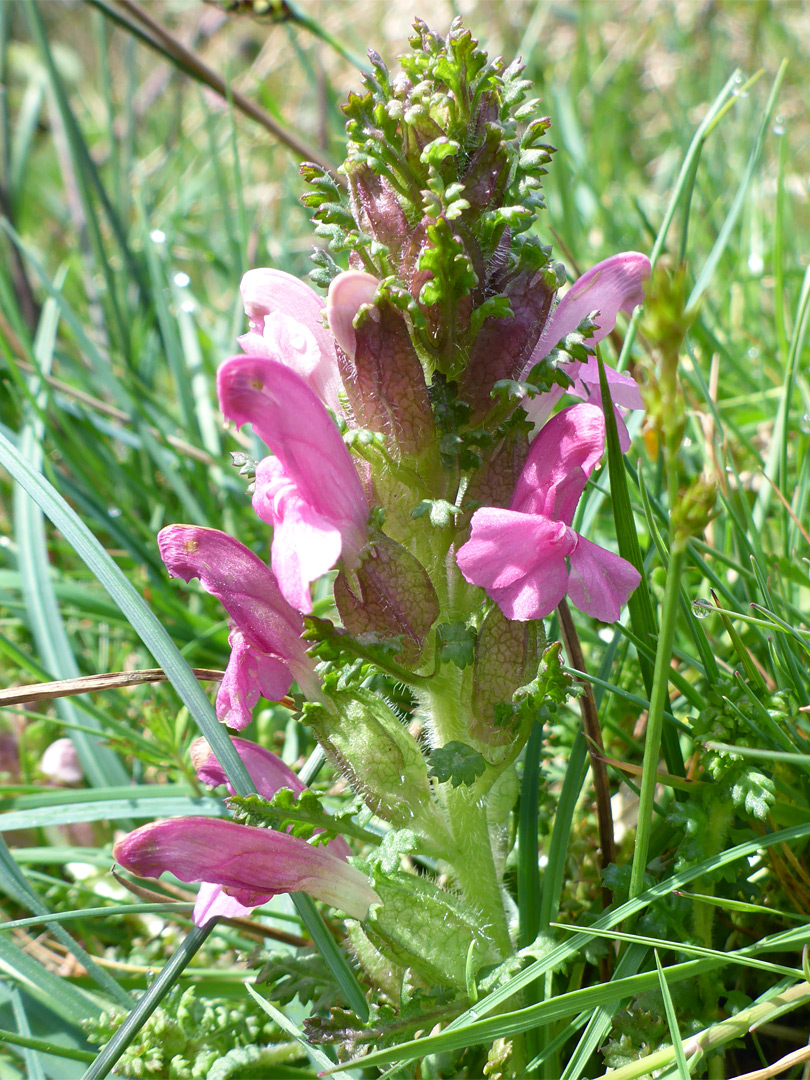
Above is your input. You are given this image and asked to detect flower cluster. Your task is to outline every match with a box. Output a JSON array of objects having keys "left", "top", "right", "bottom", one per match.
[{"left": 116, "top": 19, "right": 648, "bottom": 996}]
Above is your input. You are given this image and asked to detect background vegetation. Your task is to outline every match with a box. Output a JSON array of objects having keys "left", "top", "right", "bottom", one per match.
[{"left": 1, "top": 1, "right": 810, "bottom": 1077}]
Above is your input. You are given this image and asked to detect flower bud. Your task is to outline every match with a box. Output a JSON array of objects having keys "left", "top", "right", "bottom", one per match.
[
  {"left": 671, "top": 475, "right": 718, "bottom": 551},
  {"left": 40, "top": 738, "right": 82, "bottom": 784},
  {"left": 334, "top": 533, "right": 439, "bottom": 666},
  {"left": 327, "top": 274, "right": 435, "bottom": 459},
  {"left": 471, "top": 606, "right": 541, "bottom": 744},
  {"left": 304, "top": 689, "right": 439, "bottom": 833}
]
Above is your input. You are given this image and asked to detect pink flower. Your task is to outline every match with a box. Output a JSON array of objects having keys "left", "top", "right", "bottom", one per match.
[
  {"left": 217, "top": 357, "right": 369, "bottom": 614},
  {"left": 113, "top": 736, "right": 375, "bottom": 926},
  {"left": 189, "top": 736, "right": 351, "bottom": 859},
  {"left": 456, "top": 403, "right": 640, "bottom": 622},
  {"left": 40, "top": 738, "right": 82, "bottom": 784},
  {"left": 237, "top": 268, "right": 343, "bottom": 415},
  {"left": 519, "top": 253, "right": 649, "bottom": 441},
  {"left": 158, "top": 525, "right": 318, "bottom": 729}
]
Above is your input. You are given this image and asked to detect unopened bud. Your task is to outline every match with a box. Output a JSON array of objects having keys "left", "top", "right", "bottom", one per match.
[
  {"left": 334, "top": 533, "right": 439, "bottom": 666},
  {"left": 671, "top": 475, "right": 718, "bottom": 550}
]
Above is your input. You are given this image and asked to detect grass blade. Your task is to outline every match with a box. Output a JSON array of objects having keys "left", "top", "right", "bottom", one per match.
[
  {"left": 0, "top": 426, "right": 255, "bottom": 797},
  {"left": 0, "top": 838, "right": 131, "bottom": 1007},
  {"left": 80, "top": 922, "right": 215, "bottom": 1080}
]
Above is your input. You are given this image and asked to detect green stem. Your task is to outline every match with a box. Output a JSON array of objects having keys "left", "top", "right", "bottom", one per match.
[
  {"left": 425, "top": 672, "right": 512, "bottom": 957},
  {"left": 694, "top": 798, "right": 732, "bottom": 1078},
  {"left": 628, "top": 541, "right": 686, "bottom": 902},
  {"left": 444, "top": 784, "right": 512, "bottom": 957}
]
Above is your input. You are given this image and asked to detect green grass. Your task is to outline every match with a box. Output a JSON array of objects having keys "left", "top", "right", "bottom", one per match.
[{"left": 1, "top": 2, "right": 810, "bottom": 1078}]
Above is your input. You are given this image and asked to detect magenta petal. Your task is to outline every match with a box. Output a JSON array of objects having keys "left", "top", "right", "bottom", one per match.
[
  {"left": 193, "top": 882, "right": 256, "bottom": 925},
  {"left": 191, "top": 735, "right": 305, "bottom": 798},
  {"left": 215, "top": 630, "right": 292, "bottom": 730},
  {"left": 574, "top": 356, "right": 644, "bottom": 411},
  {"left": 217, "top": 356, "right": 368, "bottom": 565},
  {"left": 326, "top": 270, "right": 379, "bottom": 358},
  {"left": 158, "top": 525, "right": 316, "bottom": 721},
  {"left": 488, "top": 561, "right": 569, "bottom": 622},
  {"left": 216, "top": 632, "right": 266, "bottom": 729},
  {"left": 190, "top": 737, "right": 352, "bottom": 859},
  {"left": 567, "top": 535, "right": 641, "bottom": 622},
  {"left": 113, "top": 817, "right": 379, "bottom": 920},
  {"left": 456, "top": 509, "right": 575, "bottom": 620},
  {"left": 520, "top": 252, "right": 651, "bottom": 378},
  {"left": 558, "top": 366, "right": 635, "bottom": 453},
  {"left": 158, "top": 526, "right": 304, "bottom": 652},
  {"left": 512, "top": 404, "right": 606, "bottom": 523}
]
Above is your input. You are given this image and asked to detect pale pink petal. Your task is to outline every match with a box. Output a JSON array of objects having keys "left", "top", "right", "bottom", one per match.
[
  {"left": 236, "top": 331, "right": 271, "bottom": 358},
  {"left": 251, "top": 456, "right": 343, "bottom": 613},
  {"left": 263, "top": 312, "right": 343, "bottom": 415},
  {"left": 270, "top": 504, "right": 343, "bottom": 614},
  {"left": 520, "top": 252, "right": 651, "bottom": 378},
  {"left": 567, "top": 535, "right": 641, "bottom": 622},
  {"left": 521, "top": 382, "right": 567, "bottom": 431},
  {"left": 326, "top": 270, "right": 379, "bottom": 358},
  {"left": 574, "top": 356, "right": 644, "bottom": 410},
  {"left": 40, "top": 738, "right": 82, "bottom": 784},
  {"left": 262, "top": 311, "right": 322, "bottom": 378},
  {"left": 512, "top": 404, "right": 606, "bottom": 524},
  {"left": 217, "top": 357, "right": 368, "bottom": 566},
  {"left": 190, "top": 736, "right": 352, "bottom": 860},
  {"left": 193, "top": 881, "right": 256, "bottom": 924},
  {"left": 240, "top": 268, "right": 333, "bottom": 359},
  {"left": 456, "top": 509, "right": 575, "bottom": 620},
  {"left": 113, "top": 817, "right": 379, "bottom": 921}
]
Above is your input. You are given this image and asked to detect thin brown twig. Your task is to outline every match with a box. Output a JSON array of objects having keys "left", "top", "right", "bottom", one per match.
[
  {"left": 0, "top": 668, "right": 225, "bottom": 707},
  {"left": 0, "top": 669, "right": 299, "bottom": 713},
  {"left": 110, "top": 0, "right": 339, "bottom": 178},
  {"left": 4, "top": 352, "right": 223, "bottom": 465}
]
